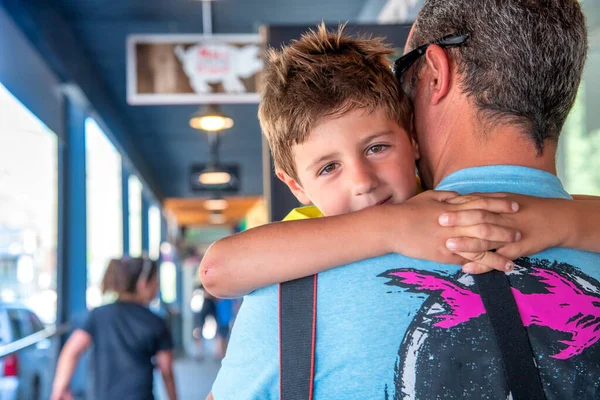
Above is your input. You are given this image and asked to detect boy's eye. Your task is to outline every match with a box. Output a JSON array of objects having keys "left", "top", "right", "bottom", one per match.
[
  {"left": 319, "top": 163, "right": 338, "bottom": 176},
  {"left": 367, "top": 144, "right": 388, "bottom": 155}
]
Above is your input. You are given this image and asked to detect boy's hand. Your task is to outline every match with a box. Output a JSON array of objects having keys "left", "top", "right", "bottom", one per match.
[
  {"left": 440, "top": 193, "right": 565, "bottom": 273},
  {"left": 387, "top": 190, "right": 521, "bottom": 273},
  {"left": 439, "top": 192, "right": 520, "bottom": 274}
]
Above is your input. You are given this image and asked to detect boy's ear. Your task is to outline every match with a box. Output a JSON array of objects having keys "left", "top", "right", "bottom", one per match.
[
  {"left": 276, "top": 171, "right": 312, "bottom": 205},
  {"left": 412, "top": 136, "right": 420, "bottom": 161}
]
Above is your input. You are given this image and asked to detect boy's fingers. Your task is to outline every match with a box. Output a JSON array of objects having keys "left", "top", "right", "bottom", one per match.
[
  {"left": 439, "top": 209, "right": 503, "bottom": 226},
  {"left": 495, "top": 242, "right": 526, "bottom": 261},
  {"left": 457, "top": 251, "right": 515, "bottom": 273},
  {"left": 457, "top": 197, "right": 519, "bottom": 213},
  {"left": 446, "top": 237, "right": 507, "bottom": 253},
  {"left": 445, "top": 192, "right": 509, "bottom": 203},
  {"left": 451, "top": 224, "right": 521, "bottom": 243},
  {"left": 462, "top": 262, "right": 494, "bottom": 274},
  {"left": 443, "top": 194, "right": 480, "bottom": 205},
  {"left": 444, "top": 196, "right": 518, "bottom": 214}
]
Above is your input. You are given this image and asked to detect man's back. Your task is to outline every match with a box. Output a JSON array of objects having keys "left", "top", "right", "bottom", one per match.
[{"left": 212, "top": 166, "right": 600, "bottom": 399}]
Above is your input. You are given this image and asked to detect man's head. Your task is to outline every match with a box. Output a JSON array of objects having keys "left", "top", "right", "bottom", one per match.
[
  {"left": 400, "top": 0, "right": 587, "bottom": 188},
  {"left": 259, "top": 24, "right": 418, "bottom": 216}
]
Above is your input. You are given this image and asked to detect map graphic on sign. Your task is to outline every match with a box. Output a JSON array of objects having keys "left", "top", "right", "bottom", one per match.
[
  {"left": 175, "top": 44, "right": 262, "bottom": 94},
  {"left": 127, "top": 34, "right": 263, "bottom": 105}
]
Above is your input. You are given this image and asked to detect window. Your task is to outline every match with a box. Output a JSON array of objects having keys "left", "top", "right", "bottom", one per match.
[
  {"left": 6, "top": 309, "right": 26, "bottom": 341},
  {"left": 557, "top": 3, "right": 600, "bottom": 195},
  {"left": 0, "top": 83, "right": 58, "bottom": 324},
  {"left": 86, "top": 118, "right": 123, "bottom": 308},
  {"left": 160, "top": 261, "right": 177, "bottom": 304},
  {"left": 128, "top": 175, "right": 143, "bottom": 257},
  {"left": 560, "top": 84, "right": 600, "bottom": 195},
  {"left": 148, "top": 205, "right": 161, "bottom": 261},
  {"left": 27, "top": 310, "right": 45, "bottom": 333}
]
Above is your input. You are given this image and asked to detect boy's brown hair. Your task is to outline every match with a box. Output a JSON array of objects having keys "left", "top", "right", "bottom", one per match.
[{"left": 259, "top": 23, "right": 412, "bottom": 181}]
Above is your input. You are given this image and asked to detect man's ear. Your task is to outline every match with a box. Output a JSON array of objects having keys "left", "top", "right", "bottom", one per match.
[
  {"left": 276, "top": 171, "right": 312, "bottom": 205},
  {"left": 423, "top": 44, "right": 451, "bottom": 105}
]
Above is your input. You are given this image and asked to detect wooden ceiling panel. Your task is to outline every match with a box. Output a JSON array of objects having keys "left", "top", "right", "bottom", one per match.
[{"left": 164, "top": 196, "right": 262, "bottom": 227}]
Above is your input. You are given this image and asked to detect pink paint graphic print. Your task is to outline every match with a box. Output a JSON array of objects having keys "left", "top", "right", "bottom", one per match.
[{"left": 380, "top": 257, "right": 600, "bottom": 400}]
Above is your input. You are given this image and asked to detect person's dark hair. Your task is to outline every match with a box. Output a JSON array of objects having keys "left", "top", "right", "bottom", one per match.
[
  {"left": 410, "top": 0, "right": 588, "bottom": 153},
  {"left": 101, "top": 257, "right": 158, "bottom": 294}
]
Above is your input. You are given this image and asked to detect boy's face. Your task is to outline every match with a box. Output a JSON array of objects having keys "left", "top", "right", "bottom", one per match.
[{"left": 278, "top": 108, "right": 419, "bottom": 216}]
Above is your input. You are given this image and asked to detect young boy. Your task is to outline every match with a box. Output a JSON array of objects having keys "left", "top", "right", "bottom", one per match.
[{"left": 199, "top": 24, "right": 600, "bottom": 300}]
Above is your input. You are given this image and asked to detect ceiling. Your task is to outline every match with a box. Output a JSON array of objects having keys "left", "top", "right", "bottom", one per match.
[{"left": 33, "top": 0, "right": 374, "bottom": 200}]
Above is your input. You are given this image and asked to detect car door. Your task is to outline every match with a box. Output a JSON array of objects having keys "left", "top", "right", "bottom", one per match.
[
  {"left": 0, "top": 311, "right": 6, "bottom": 377},
  {"left": 25, "top": 310, "right": 50, "bottom": 400},
  {"left": 0, "top": 310, "right": 14, "bottom": 398}
]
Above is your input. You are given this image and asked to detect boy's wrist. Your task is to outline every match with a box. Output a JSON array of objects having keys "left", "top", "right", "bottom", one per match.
[
  {"left": 372, "top": 203, "right": 409, "bottom": 255},
  {"left": 559, "top": 200, "right": 579, "bottom": 248}
]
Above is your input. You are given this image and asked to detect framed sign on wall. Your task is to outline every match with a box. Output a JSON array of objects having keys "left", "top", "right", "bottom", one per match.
[{"left": 127, "top": 34, "right": 263, "bottom": 105}]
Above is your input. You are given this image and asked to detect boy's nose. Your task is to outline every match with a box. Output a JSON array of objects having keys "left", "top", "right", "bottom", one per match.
[{"left": 351, "top": 165, "right": 379, "bottom": 196}]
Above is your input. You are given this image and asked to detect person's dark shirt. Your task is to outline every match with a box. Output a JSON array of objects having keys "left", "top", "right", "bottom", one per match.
[{"left": 81, "top": 301, "right": 172, "bottom": 400}]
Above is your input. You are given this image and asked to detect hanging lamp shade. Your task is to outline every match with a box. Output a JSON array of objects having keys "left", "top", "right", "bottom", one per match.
[
  {"left": 189, "top": 104, "right": 234, "bottom": 132},
  {"left": 198, "top": 163, "right": 232, "bottom": 185},
  {"left": 208, "top": 210, "right": 227, "bottom": 225},
  {"left": 203, "top": 196, "right": 229, "bottom": 211}
]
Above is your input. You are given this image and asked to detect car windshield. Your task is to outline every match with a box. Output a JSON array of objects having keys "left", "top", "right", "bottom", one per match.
[{"left": 7, "top": 309, "right": 26, "bottom": 341}]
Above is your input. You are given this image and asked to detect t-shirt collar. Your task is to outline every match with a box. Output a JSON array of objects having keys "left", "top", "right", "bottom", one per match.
[{"left": 435, "top": 165, "right": 571, "bottom": 199}]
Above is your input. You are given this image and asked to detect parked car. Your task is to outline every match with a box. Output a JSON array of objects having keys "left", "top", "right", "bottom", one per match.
[{"left": 0, "top": 303, "right": 52, "bottom": 400}]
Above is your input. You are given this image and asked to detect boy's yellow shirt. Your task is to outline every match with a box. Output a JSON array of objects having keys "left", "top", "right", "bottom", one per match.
[
  {"left": 283, "top": 177, "right": 422, "bottom": 221},
  {"left": 283, "top": 205, "right": 324, "bottom": 221}
]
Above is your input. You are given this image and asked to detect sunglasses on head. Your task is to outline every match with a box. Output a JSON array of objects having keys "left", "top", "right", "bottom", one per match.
[{"left": 393, "top": 32, "right": 470, "bottom": 84}]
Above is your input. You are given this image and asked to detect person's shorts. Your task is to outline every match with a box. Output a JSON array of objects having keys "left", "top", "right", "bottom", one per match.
[
  {"left": 194, "top": 298, "right": 217, "bottom": 328},
  {"left": 217, "top": 323, "right": 230, "bottom": 338}
]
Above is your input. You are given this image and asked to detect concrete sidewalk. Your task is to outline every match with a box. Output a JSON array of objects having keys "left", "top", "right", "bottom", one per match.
[{"left": 155, "top": 357, "right": 221, "bottom": 400}]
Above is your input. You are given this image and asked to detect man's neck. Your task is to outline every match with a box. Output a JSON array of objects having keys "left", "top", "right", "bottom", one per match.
[{"left": 433, "top": 122, "right": 557, "bottom": 187}]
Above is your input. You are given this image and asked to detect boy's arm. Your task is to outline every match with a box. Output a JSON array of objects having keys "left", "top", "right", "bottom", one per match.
[
  {"left": 552, "top": 195, "right": 600, "bottom": 252},
  {"left": 200, "top": 191, "right": 521, "bottom": 298},
  {"left": 572, "top": 194, "right": 599, "bottom": 201},
  {"left": 50, "top": 330, "right": 92, "bottom": 400},
  {"left": 522, "top": 195, "right": 600, "bottom": 253},
  {"left": 442, "top": 194, "right": 600, "bottom": 272},
  {"left": 564, "top": 195, "right": 600, "bottom": 252}
]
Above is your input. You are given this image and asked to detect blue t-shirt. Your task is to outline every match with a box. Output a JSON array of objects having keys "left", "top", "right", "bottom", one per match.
[
  {"left": 82, "top": 301, "right": 172, "bottom": 400},
  {"left": 212, "top": 166, "right": 600, "bottom": 400}
]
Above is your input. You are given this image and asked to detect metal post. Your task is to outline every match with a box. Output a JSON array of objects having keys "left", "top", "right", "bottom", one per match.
[
  {"left": 56, "top": 93, "right": 89, "bottom": 398},
  {"left": 141, "top": 194, "right": 150, "bottom": 254},
  {"left": 122, "top": 164, "right": 130, "bottom": 256},
  {"left": 202, "top": 0, "right": 213, "bottom": 36}
]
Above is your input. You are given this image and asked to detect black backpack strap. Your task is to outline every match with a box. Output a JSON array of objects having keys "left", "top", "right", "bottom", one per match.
[
  {"left": 473, "top": 270, "right": 546, "bottom": 400},
  {"left": 279, "top": 274, "right": 317, "bottom": 400}
]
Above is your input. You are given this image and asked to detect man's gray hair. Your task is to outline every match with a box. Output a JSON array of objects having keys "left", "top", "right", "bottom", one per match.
[{"left": 411, "top": 0, "right": 588, "bottom": 153}]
